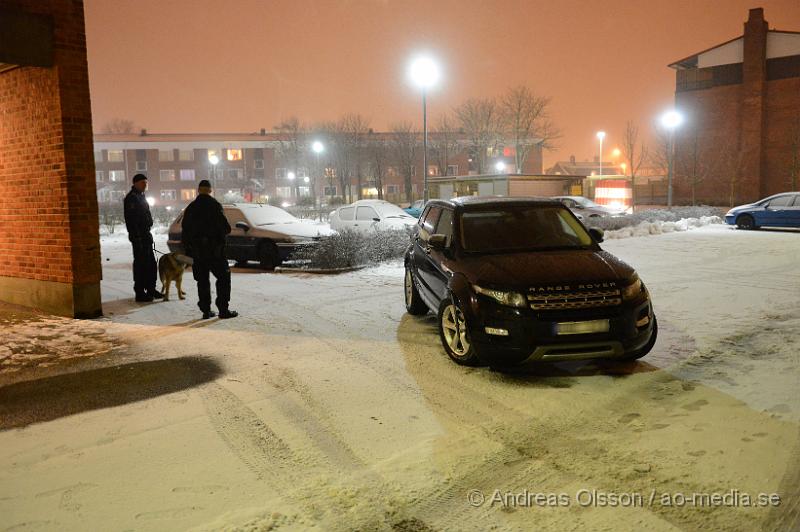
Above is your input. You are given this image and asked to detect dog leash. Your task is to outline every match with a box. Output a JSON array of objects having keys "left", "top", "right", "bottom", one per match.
[{"left": 152, "top": 243, "right": 170, "bottom": 256}]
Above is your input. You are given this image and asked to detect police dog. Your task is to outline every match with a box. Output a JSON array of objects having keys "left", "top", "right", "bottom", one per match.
[{"left": 157, "top": 253, "right": 191, "bottom": 301}]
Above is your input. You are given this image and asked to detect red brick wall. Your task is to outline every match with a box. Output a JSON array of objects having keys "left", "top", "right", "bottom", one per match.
[
  {"left": 0, "top": 1, "right": 100, "bottom": 287},
  {"left": 763, "top": 77, "right": 800, "bottom": 195}
]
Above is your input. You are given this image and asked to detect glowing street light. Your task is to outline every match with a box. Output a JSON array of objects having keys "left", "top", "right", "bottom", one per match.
[
  {"left": 495, "top": 161, "right": 506, "bottom": 173},
  {"left": 408, "top": 54, "right": 441, "bottom": 202},
  {"left": 611, "top": 148, "right": 621, "bottom": 158},
  {"left": 287, "top": 171, "right": 296, "bottom": 181},
  {"left": 312, "top": 141, "right": 324, "bottom": 154},
  {"left": 660, "top": 110, "right": 684, "bottom": 208},
  {"left": 208, "top": 153, "right": 220, "bottom": 189},
  {"left": 146, "top": 197, "right": 155, "bottom": 207},
  {"left": 596, "top": 131, "right": 606, "bottom": 176}
]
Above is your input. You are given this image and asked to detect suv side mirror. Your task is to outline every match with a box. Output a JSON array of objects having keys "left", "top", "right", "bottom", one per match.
[
  {"left": 428, "top": 233, "right": 447, "bottom": 250},
  {"left": 235, "top": 221, "right": 250, "bottom": 232},
  {"left": 589, "top": 228, "right": 604, "bottom": 243}
]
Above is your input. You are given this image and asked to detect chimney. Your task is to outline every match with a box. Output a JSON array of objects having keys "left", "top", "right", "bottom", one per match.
[
  {"left": 743, "top": 7, "right": 768, "bottom": 84},
  {"left": 569, "top": 155, "right": 576, "bottom": 165},
  {"left": 140, "top": 128, "right": 147, "bottom": 136},
  {"left": 260, "top": 128, "right": 266, "bottom": 135}
]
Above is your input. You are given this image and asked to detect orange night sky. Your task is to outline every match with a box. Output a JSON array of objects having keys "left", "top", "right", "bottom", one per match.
[{"left": 84, "top": 0, "right": 800, "bottom": 168}]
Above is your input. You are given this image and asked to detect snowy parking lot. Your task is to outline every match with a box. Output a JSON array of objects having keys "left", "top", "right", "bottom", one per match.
[{"left": 1, "top": 223, "right": 799, "bottom": 531}]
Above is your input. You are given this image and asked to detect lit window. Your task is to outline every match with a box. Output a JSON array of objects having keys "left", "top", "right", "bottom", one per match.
[
  {"left": 158, "top": 150, "right": 174, "bottom": 161},
  {"left": 428, "top": 165, "right": 439, "bottom": 176},
  {"left": 160, "top": 189, "right": 177, "bottom": 201},
  {"left": 226, "top": 149, "right": 243, "bottom": 161},
  {"left": 107, "top": 150, "right": 124, "bottom": 162},
  {"left": 160, "top": 169, "right": 176, "bottom": 181},
  {"left": 109, "top": 170, "right": 126, "bottom": 182},
  {"left": 276, "top": 186, "right": 291, "bottom": 198},
  {"left": 181, "top": 189, "right": 197, "bottom": 201},
  {"left": 207, "top": 149, "right": 219, "bottom": 161},
  {"left": 178, "top": 150, "right": 194, "bottom": 161},
  {"left": 180, "top": 169, "right": 195, "bottom": 181}
]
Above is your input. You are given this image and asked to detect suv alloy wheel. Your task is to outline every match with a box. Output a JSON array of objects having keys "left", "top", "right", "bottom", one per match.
[{"left": 438, "top": 298, "right": 482, "bottom": 366}]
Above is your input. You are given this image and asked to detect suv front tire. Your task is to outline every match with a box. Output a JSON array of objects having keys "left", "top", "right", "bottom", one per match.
[{"left": 438, "top": 298, "right": 482, "bottom": 366}]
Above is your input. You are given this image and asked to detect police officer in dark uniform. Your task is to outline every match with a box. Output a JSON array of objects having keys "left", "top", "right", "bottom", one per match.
[
  {"left": 124, "top": 174, "right": 163, "bottom": 302},
  {"left": 181, "top": 180, "right": 238, "bottom": 319}
]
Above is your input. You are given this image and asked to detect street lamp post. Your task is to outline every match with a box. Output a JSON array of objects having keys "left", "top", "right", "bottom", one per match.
[
  {"left": 209, "top": 154, "right": 219, "bottom": 191},
  {"left": 596, "top": 131, "right": 606, "bottom": 176},
  {"left": 409, "top": 55, "right": 441, "bottom": 203},
  {"left": 312, "top": 141, "right": 324, "bottom": 206},
  {"left": 660, "top": 110, "right": 684, "bottom": 208}
]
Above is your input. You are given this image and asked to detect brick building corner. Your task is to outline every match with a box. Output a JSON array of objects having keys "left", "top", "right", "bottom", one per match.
[{"left": 0, "top": 0, "right": 102, "bottom": 317}]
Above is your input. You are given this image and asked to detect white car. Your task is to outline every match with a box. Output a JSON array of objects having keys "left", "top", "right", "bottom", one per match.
[
  {"left": 329, "top": 200, "right": 418, "bottom": 234},
  {"left": 167, "top": 203, "right": 335, "bottom": 269}
]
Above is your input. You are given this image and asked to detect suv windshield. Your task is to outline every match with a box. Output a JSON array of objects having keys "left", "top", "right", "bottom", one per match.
[{"left": 460, "top": 206, "right": 593, "bottom": 253}]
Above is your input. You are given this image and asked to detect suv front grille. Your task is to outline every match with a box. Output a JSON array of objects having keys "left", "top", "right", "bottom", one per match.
[{"left": 527, "top": 288, "right": 622, "bottom": 310}]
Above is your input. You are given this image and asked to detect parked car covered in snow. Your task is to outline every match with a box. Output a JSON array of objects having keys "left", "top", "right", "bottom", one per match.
[
  {"left": 167, "top": 203, "right": 335, "bottom": 269},
  {"left": 725, "top": 192, "right": 800, "bottom": 230},
  {"left": 329, "top": 200, "right": 417, "bottom": 234},
  {"left": 552, "top": 196, "right": 627, "bottom": 218},
  {"left": 404, "top": 197, "right": 657, "bottom": 367}
]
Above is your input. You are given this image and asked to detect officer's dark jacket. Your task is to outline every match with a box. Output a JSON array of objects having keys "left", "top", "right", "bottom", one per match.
[
  {"left": 181, "top": 193, "right": 231, "bottom": 259},
  {"left": 124, "top": 187, "right": 153, "bottom": 240}
]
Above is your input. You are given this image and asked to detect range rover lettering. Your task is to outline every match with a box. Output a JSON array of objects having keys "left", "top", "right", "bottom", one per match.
[{"left": 403, "top": 197, "right": 657, "bottom": 367}]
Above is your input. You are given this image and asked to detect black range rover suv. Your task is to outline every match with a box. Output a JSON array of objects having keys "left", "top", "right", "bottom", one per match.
[{"left": 404, "top": 197, "right": 657, "bottom": 366}]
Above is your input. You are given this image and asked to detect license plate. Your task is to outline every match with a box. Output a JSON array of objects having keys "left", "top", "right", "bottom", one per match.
[{"left": 555, "top": 319, "right": 610, "bottom": 335}]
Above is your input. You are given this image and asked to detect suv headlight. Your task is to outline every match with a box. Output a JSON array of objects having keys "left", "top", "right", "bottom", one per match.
[
  {"left": 621, "top": 274, "right": 644, "bottom": 301},
  {"left": 473, "top": 285, "right": 528, "bottom": 308}
]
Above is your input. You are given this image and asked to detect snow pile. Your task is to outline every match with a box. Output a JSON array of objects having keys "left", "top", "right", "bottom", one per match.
[
  {"left": 287, "top": 228, "right": 412, "bottom": 270},
  {"left": 585, "top": 206, "right": 724, "bottom": 231},
  {"left": 0, "top": 314, "right": 120, "bottom": 375},
  {"left": 603, "top": 215, "right": 722, "bottom": 239}
]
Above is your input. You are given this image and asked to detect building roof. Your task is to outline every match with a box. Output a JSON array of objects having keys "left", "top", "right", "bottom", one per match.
[
  {"left": 668, "top": 30, "right": 800, "bottom": 70},
  {"left": 545, "top": 161, "right": 622, "bottom": 176}
]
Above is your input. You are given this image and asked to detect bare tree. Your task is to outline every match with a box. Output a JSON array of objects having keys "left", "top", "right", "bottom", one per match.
[
  {"left": 366, "top": 133, "right": 390, "bottom": 200},
  {"left": 429, "top": 113, "right": 461, "bottom": 177},
  {"left": 499, "top": 86, "right": 560, "bottom": 173},
  {"left": 274, "top": 117, "right": 308, "bottom": 199},
  {"left": 622, "top": 120, "right": 649, "bottom": 209},
  {"left": 101, "top": 118, "right": 137, "bottom": 134},
  {"left": 454, "top": 97, "right": 503, "bottom": 174},
  {"left": 675, "top": 126, "right": 723, "bottom": 206},
  {"left": 325, "top": 114, "right": 371, "bottom": 203},
  {"left": 389, "top": 121, "right": 419, "bottom": 203},
  {"left": 341, "top": 114, "right": 371, "bottom": 201}
]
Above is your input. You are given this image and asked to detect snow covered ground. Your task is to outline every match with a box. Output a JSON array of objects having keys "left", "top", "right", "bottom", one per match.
[{"left": 1, "top": 224, "right": 799, "bottom": 531}]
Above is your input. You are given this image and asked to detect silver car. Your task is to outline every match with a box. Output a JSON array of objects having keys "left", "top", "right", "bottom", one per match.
[
  {"left": 552, "top": 196, "right": 627, "bottom": 219},
  {"left": 167, "top": 203, "right": 335, "bottom": 270}
]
